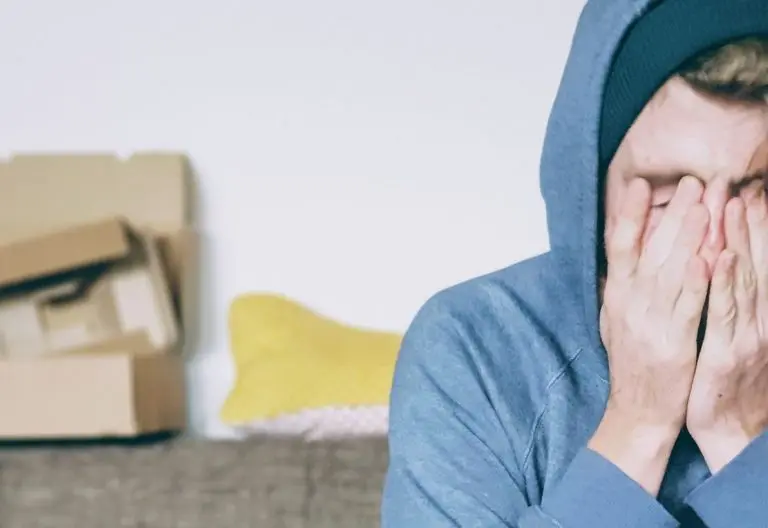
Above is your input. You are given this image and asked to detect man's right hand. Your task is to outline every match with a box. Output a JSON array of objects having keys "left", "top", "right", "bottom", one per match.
[{"left": 589, "top": 176, "right": 710, "bottom": 497}]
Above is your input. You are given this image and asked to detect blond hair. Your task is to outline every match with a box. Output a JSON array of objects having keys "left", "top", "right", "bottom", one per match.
[{"left": 678, "top": 37, "right": 768, "bottom": 103}]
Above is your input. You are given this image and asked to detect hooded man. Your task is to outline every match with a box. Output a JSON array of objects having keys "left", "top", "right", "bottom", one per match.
[{"left": 382, "top": 0, "right": 768, "bottom": 526}]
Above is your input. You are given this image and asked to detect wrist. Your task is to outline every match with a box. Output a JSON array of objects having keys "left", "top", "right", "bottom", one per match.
[
  {"left": 590, "top": 416, "right": 679, "bottom": 461},
  {"left": 588, "top": 412, "right": 680, "bottom": 496},
  {"left": 690, "top": 430, "right": 754, "bottom": 473}
]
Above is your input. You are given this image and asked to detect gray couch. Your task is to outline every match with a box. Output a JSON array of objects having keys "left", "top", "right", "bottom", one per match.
[{"left": 0, "top": 436, "right": 388, "bottom": 527}]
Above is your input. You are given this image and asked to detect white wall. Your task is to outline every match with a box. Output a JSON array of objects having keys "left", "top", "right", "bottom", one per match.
[{"left": 0, "top": 0, "right": 585, "bottom": 437}]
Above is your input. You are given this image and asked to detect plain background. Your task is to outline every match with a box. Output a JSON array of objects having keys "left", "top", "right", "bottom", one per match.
[{"left": 0, "top": 0, "right": 585, "bottom": 437}]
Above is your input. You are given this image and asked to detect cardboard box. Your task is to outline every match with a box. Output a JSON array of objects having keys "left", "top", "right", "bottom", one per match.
[
  {"left": 0, "top": 218, "right": 178, "bottom": 359},
  {"left": 0, "top": 153, "right": 195, "bottom": 439},
  {"left": 0, "top": 353, "right": 186, "bottom": 438}
]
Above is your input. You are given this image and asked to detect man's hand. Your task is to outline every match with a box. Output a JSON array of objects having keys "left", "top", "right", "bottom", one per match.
[
  {"left": 687, "top": 195, "right": 768, "bottom": 473},
  {"left": 590, "top": 176, "right": 710, "bottom": 496}
]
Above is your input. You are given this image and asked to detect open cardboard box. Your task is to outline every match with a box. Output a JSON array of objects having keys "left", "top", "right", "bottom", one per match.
[
  {"left": 0, "top": 218, "right": 179, "bottom": 359},
  {"left": 0, "top": 153, "right": 196, "bottom": 439}
]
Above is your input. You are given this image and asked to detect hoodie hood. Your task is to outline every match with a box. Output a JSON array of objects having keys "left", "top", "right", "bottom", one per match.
[
  {"left": 539, "top": 0, "right": 768, "bottom": 350},
  {"left": 539, "top": 0, "right": 657, "bottom": 350}
]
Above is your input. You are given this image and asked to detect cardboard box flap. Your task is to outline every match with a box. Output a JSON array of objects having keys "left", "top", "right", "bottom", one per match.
[
  {"left": 0, "top": 152, "right": 192, "bottom": 245},
  {"left": 0, "top": 223, "right": 180, "bottom": 359},
  {"left": 0, "top": 218, "right": 130, "bottom": 289}
]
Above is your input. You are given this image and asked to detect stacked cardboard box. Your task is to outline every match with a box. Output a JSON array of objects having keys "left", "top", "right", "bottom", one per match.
[{"left": 0, "top": 153, "right": 196, "bottom": 439}]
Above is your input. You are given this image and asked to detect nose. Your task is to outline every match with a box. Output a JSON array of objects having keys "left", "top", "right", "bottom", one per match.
[{"left": 699, "top": 178, "right": 728, "bottom": 274}]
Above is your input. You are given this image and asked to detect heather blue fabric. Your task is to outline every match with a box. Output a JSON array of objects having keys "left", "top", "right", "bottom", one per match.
[{"left": 382, "top": 0, "right": 768, "bottom": 526}]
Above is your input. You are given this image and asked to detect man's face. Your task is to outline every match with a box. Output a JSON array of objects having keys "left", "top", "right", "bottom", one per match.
[{"left": 605, "top": 76, "right": 768, "bottom": 274}]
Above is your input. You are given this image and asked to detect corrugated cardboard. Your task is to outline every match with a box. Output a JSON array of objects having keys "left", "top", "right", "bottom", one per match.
[
  {"left": 0, "top": 153, "right": 194, "bottom": 438},
  {"left": 0, "top": 218, "right": 179, "bottom": 360},
  {"left": 0, "top": 353, "right": 186, "bottom": 438}
]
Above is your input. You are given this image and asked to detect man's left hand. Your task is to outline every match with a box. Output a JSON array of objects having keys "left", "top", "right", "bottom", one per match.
[{"left": 687, "top": 194, "right": 768, "bottom": 473}]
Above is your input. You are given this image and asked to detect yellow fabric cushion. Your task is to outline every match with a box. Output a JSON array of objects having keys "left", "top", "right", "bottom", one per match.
[{"left": 220, "top": 294, "right": 402, "bottom": 424}]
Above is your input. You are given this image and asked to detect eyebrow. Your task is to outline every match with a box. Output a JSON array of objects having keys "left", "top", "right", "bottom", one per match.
[{"left": 637, "top": 170, "right": 767, "bottom": 192}]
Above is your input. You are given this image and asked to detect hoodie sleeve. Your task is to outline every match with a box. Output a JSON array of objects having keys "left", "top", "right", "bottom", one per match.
[
  {"left": 682, "top": 430, "right": 768, "bottom": 527},
  {"left": 381, "top": 298, "right": 679, "bottom": 528}
]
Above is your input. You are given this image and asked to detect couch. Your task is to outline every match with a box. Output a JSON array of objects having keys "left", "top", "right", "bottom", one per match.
[{"left": 0, "top": 436, "right": 388, "bottom": 527}]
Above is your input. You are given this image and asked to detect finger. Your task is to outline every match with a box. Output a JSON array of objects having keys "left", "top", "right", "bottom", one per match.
[
  {"left": 699, "top": 178, "right": 729, "bottom": 273},
  {"left": 733, "top": 256, "right": 758, "bottom": 327},
  {"left": 606, "top": 178, "right": 651, "bottom": 280},
  {"left": 656, "top": 204, "right": 709, "bottom": 307},
  {"left": 673, "top": 255, "right": 709, "bottom": 332},
  {"left": 639, "top": 176, "right": 704, "bottom": 272},
  {"left": 725, "top": 199, "right": 758, "bottom": 324},
  {"left": 703, "top": 177, "right": 729, "bottom": 247},
  {"left": 724, "top": 198, "right": 751, "bottom": 260},
  {"left": 706, "top": 249, "right": 738, "bottom": 343},
  {"left": 746, "top": 195, "right": 768, "bottom": 304}
]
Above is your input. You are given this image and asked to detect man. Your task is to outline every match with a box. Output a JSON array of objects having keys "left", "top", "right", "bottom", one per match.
[{"left": 382, "top": 0, "right": 768, "bottom": 526}]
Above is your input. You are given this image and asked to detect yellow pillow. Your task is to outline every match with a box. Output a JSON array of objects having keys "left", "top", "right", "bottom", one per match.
[{"left": 220, "top": 294, "right": 402, "bottom": 430}]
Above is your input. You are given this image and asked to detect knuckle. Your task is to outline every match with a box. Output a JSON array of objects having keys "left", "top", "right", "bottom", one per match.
[
  {"left": 716, "top": 302, "right": 738, "bottom": 324},
  {"left": 608, "top": 221, "right": 639, "bottom": 251},
  {"left": 607, "top": 236, "right": 629, "bottom": 259}
]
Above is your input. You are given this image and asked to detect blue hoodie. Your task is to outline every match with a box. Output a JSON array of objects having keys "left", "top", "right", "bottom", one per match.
[{"left": 382, "top": 0, "right": 768, "bottom": 526}]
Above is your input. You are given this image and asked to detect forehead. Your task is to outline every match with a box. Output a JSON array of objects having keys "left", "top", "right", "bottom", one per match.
[{"left": 621, "top": 77, "right": 768, "bottom": 181}]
